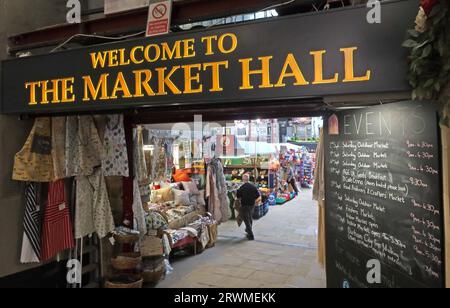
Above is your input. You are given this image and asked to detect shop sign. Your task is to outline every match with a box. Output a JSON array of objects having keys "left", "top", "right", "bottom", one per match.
[{"left": 0, "top": 0, "right": 418, "bottom": 115}]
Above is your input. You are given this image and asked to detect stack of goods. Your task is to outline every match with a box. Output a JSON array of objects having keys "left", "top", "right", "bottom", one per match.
[
  {"left": 139, "top": 235, "right": 165, "bottom": 285},
  {"left": 299, "top": 153, "right": 314, "bottom": 188},
  {"left": 106, "top": 227, "right": 143, "bottom": 289},
  {"left": 144, "top": 180, "right": 216, "bottom": 257}
]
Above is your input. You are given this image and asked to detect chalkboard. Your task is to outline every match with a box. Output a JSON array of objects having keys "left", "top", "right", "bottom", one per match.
[{"left": 324, "top": 101, "right": 444, "bottom": 288}]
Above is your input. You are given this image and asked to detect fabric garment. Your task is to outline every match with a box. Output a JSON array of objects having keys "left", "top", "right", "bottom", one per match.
[
  {"left": 102, "top": 114, "right": 129, "bottom": 177},
  {"left": 41, "top": 180, "right": 75, "bottom": 261},
  {"left": 134, "top": 126, "right": 148, "bottom": 183},
  {"left": 313, "top": 128, "right": 325, "bottom": 202},
  {"left": 65, "top": 116, "right": 79, "bottom": 177},
  {"left": 65, "top": 116, "right": 103, "bottom": 177},
  {"left": 150, "top": 137, "right": 166, "bottom": 182},
  {"left": 52, "top": 117, "right": 66, "bottom": 180},
  {"left": 206, "top": 158, "right": 230, "bottom": 223},
  {"left": 133, "top": 178, "right": 147, "bottom": 237},
  {"left": 241, "top": 205, "right": 255, "bottom": 238},
  {"left": 20, "top": 183, "right": 41, "bottom": 263},
  {"left": 312, "top": 128, "right": 326, "bottom": 268},
  {"left": 75, "top": 168, "right": 115, "bottom": 239},
  {"left": 13, "top": 117, "right": 54, "bottom": 182},
  {"left": 237, "top": 182, "right": 260, "bottom": 206}
]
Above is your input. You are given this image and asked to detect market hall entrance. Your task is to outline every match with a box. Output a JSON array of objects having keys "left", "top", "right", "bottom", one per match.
[{"left": 132, "top": 109, "right": 325, "bottom": 288}]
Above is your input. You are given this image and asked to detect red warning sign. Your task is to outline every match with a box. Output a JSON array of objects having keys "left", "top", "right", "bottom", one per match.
[{"left": 146, "top": 1, "right": 172, "bottom": 37}]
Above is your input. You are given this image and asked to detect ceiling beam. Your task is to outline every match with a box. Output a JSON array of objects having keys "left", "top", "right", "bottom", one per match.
[{"left": 8, "top": 0, "right": 311, "bottom": 53}]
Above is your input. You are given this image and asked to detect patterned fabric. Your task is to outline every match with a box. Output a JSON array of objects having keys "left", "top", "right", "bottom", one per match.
[
  {"left": 65, "top": 116, "right": 103, "bottom": 177},
  {"left": 75, "top": 168, "right": 115, "bottom": 239},
  {"left": 52, "top": 117, "right": 66, "bottom": 180},
  {"left": 146, "top": 211, "right": 169, "bottom": 231},
  {"left": 102, "top": 114, "right": 129, "bottom": 177},
  {"left": 134, "top": 126, "right": 148, "bottom": 183},
  {"left": 13, "top": 118, "right": 54, "bottom": 182},
  {"left": 206, "top": 158, "right": 230, "bottom": 223},
  {"left": 41, "top": 180, "right": 75, "bottom": 261},
  {"left": 150, "top": 137, "right": 166, "bottom": 182},
  {"left": 65, "top": 116, "right": 79, "bottom": 177},
  {"left": 133, "top": 178, "right": 147, "bottom": 237},
  {"left": 20, "top": 183, "right": 41, "bottom": 263}
]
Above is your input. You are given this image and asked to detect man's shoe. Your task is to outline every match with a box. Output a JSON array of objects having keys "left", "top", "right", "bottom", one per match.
[{"left": 246, "top": 234, "right": 255, "bottom": 240}]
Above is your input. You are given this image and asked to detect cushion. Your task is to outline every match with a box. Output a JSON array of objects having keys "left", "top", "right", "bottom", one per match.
[
  {"left": 173, "top": 189, "right": 191, "bottom": 206},
  {"left": 197, "top": 190, "right": 206, "bottom": 207},
  {"left": 151, "top": 187, "right": 174, "bottom": 203},
  {"left": 182, "top": 181, "right": 199, "bottom": 195},
  {"left": 188, "top": 193, "right": 198, "bottom": 206}
]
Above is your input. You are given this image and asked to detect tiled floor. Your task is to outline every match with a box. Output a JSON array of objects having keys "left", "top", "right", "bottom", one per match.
[{"left": 156, "top": 189, "right": 326, "bottom": 288}]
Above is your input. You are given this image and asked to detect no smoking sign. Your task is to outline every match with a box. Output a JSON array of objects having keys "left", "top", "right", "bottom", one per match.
[{"left": 146, "top": 0, "right": 172, "bottom": 37}]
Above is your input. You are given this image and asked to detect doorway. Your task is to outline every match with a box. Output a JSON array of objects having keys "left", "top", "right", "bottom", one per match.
[{"left": 131, "top": 104, "right": 326, "bottom": 288}]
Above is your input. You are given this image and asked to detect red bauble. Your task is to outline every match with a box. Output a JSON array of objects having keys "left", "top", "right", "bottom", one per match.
[{"left": 421, "top": 0, "right": 439, "bottom": 16}]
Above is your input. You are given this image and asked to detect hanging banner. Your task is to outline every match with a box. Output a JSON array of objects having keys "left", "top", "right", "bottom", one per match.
[{"left": 0, "top": 0, "right": 418, "bottom": 115}]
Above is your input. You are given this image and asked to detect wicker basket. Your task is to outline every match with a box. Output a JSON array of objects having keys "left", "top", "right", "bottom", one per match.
[
  {"left": 111, "top": 252, "right": 142, "bottom": 270},
  {"left": 105, "top": 275, "right": 143, "bottom": 289},
  {"left": 113, "top": 233, "right": 140, "bottom": 244},
  {"left": 142, "top": 256, "right": 165, "bottom": 283}
]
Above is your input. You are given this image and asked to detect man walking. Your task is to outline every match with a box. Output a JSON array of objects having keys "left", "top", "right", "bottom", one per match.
[{"left": 237, "top": 174, "right": 260, "bottom": 240}]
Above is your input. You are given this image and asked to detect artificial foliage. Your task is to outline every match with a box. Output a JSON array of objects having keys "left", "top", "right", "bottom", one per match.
[{"left": 403, "top": 0, "right": 450, "bottom": 125}]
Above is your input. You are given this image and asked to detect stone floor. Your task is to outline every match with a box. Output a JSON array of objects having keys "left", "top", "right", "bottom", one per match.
[{"left": 156, "top": 189, "right": 326, "bottom": 288}]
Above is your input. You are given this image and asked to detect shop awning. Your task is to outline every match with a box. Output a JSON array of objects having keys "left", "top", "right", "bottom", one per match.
[{"left": 237, "top": 140, "right": 277, "bottom": 155}]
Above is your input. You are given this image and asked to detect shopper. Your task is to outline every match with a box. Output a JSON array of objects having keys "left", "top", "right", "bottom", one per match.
[{"left": 237, "top": 174, "right": 260, "bottom": 240}]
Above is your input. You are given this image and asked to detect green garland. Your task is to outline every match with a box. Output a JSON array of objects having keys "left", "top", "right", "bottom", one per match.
[{"left": 403, "top": 0, "right": 450, "bottom": 126}]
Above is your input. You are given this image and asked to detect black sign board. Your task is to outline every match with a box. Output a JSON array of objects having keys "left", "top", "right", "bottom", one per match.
[
  {"left": 324, "top": 101, "right": 444, "bottom": 288},
  {"left": 0, "top": 0, "right": 418, "bottom": 115}
]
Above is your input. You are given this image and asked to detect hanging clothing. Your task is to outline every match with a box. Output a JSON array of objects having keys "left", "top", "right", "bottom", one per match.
[
  {"left": 206, "top": 158, "right": 230, "bottom": 223},
  {"left": 41, "top": 180, "right": 75, "bottom": 261},
  {"left": 65, "top": 116, "right": 103, "bottom": 177},
  {"left": 13, "top": 118, "right": 54, "bottom": 182},
  {"left": 133, "top": 178, "right": 147, "bottom": 237},
  {"left": 20, "top": 183, "right": 41, "bottom": 263},
  {"left": 75, "top": 168, "right": 115, "bottom": 239},
  {"left": 312, "top": 128, "right": 326, "bottom": 268},
  {"left": 150, "top": 137, "right": 166, "bottom": 182},
  {"left": 133, "top": 126, "right": 148, "bottom": 183},
  {"left": 52, "top": 117, "right": 66, "bottom": 180},
  {"left": 102, "top": 114, "right": 129, "bottom": 177}
]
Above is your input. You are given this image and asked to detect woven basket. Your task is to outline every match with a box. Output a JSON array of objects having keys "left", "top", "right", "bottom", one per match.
[
  {"left": 142, "top": 256, "right": 165, "bottom": 283},
  {"left": 113, "top": 233, "right": 140, "bottom": 244},
  {"left": 105, "top": 276, "right": 143, "bottom": 289},
  {"left": 111, "top": 252, "right": 142, "bottom": 270}
]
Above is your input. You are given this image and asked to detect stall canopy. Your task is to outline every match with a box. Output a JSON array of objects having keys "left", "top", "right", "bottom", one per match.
[{"left": 237, "top": 140, "right": 277, "bottom": 155}]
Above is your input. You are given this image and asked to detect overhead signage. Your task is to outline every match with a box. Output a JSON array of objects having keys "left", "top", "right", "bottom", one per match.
[{"left": 0, "top": 0, "right": 418, "bottom": 114}]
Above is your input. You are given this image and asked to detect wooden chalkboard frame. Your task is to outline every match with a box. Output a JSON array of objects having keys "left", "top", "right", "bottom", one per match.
[{"left": 324, "top": 101, "right": 445, "bottom": 288}]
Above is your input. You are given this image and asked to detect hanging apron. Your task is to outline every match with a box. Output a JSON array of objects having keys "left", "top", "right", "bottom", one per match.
[
  {"left": 41, "top": 180, "right": 75, "bottom": 261},
  {"left": 13, "top": 118, "right": 54, "bottom": 182}
]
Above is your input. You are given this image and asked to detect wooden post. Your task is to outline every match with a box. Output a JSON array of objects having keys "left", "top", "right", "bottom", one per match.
[{"left": 442, "top": 109, "right": 450, "bottom": 288}]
